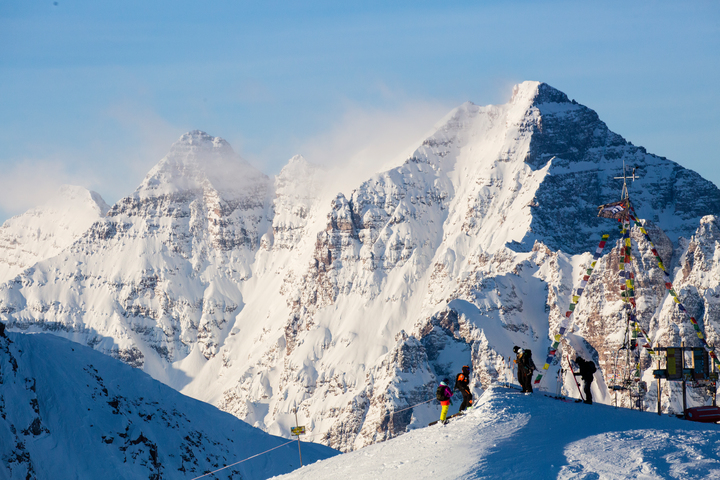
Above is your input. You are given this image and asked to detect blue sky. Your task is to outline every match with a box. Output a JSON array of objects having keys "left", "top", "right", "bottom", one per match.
[{"left": 1, "top": 1, "right": 718, "bottom": 221}]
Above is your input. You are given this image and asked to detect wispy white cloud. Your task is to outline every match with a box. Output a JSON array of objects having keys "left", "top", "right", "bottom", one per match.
[
  {"left": 0, "top": 96, "right": 454, "bottom": 224},
  {"left": 102, "top": 102, "right": 185, "bottom": 188},
  {"left": 0, "top": 159, "right": 95, "bottom": 220},
  {"left": 0, "top": 103, "right": 183, "bottom": 223},
  {"left": 295, "top": 98, "right": 454, "bottom": 197}
]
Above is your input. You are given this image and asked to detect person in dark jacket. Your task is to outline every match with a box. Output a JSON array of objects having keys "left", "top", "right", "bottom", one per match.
[
  {"left": 513, "top": 346, "right": 526, "bottom": 390},
  {"left": 436, "top": 379, "right": 453, "bottom": 424},
  {"left": 455, "top": 365, "right": 473, "bottom": 412},
  {"left": 574, "top": 357, "right": 596, "bottom": 404},
  {"left": 514, "top": 346, "right": 537, "bottom": 393}
]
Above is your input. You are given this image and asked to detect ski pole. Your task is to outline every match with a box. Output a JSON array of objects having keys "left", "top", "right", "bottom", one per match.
[{"left": 567, "top": 353, "right": 585, "bottom": 402}]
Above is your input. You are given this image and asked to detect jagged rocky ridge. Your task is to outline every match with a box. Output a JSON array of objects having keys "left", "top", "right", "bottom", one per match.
[
  {"left": 0, "top": 331, "right": 337, "bottom": 478},
  {"left": 1, "top": 82, "right": 719, "bottom": 453}
]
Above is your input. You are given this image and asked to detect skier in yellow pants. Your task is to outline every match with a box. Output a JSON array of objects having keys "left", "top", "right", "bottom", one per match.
[{"left": 436, "top": 379, "right": 453, "bottom": 424}]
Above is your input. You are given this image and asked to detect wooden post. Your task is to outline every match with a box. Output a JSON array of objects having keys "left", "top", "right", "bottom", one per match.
[
  {"left": 682, "top": 377, "right": 687, "bottom": 416},
  {"left": 681, "top": 342, "right": 687, "bottom": 418},
  {"left": 713, "top": 347, "right": 717, "bottom": 408},
  {"left": 294, "top": 407, "right": 303, "bottom": 467},
  {"left": 657, "top": 353, "right": 662, "bottom": 416}
]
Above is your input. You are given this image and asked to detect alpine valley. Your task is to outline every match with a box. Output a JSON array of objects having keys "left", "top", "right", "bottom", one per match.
[{"left": 2, "top": 81, "right": 720, "bottom": 457}]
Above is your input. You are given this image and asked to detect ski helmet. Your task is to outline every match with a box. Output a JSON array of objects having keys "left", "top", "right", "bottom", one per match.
[{"left": 513, "top": 346, "right": 521, "bottom": 353}]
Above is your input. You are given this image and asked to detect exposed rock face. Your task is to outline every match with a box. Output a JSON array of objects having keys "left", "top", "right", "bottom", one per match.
[
  {"left": 1, "top": 84, "right": 719, "bottom": 452},
  {"left": 518, "top": 83, "right": 720, "bottom": 254}
]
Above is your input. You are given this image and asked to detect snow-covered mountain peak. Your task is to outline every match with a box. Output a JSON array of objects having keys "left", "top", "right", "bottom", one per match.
[
  {"left": 268, "top": 155, "right": 326, "bottom": 251},
  {"left": 511, "top": 80, "right": 571, "bottom": 106},
  {"left": 55, "top": 184, "right": 110, "bottom": 215},
  {"left": 0, "top": 185, "right": 109, "bottom": 283},
  {"left": 278, "top": 155, "right": 317, "bottom": 181},
  {"left": 138, "top": 130, "right": 266, "bottom": 199},
  {"left": 170, "top": 129, "right": 234, "bottom": 156},
  {"left": 275, "top": 155, "right": 324, "bottom": 207}
]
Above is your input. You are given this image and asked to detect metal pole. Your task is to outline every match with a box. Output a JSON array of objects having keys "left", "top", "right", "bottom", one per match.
[{"left": 294, "top": 407, "right": 303, "bottom": 467}]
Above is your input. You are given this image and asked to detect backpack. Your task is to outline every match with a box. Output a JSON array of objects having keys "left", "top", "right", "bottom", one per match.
[
  {"left": 522, "top": 349, "right": 532, "bottom": 364},
  {"left": 586, "top": 361, "right": 597, "bottom": 374},
  {"left": 436, "top": 385, "right": 449, "bottom": 401},
  {"left": 521, "top": 349, "right": 535, "bottom": 371}
]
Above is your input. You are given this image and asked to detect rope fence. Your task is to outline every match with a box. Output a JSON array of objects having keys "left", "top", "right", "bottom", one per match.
[
  {"left": 188, "top": 395, "right": 440, "bottom": 479},
  {"left": 190, "top": 439, "right": 296, "bottom": 480}
]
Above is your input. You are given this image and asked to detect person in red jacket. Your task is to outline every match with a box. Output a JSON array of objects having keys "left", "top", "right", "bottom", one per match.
[
  {"left": 436, "top": 379, "right": 453, "bottom": 424},
  {"left": 455, "top": 365, "right": 473, "bottom": 411}
]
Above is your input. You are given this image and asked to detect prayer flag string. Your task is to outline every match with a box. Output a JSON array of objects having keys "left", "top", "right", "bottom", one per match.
[
  {"left": 533, "top": 234, "right": 610, "bottom": 385},
  {"left": 629, "top": 209, "right": 720, "bottom": 367}
]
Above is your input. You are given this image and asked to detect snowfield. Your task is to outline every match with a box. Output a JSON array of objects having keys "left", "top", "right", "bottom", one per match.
[
  {"left": 274, "top": 387, "right": 720, "bottom": 480},
  {"left": 0, "top": 332, "right": 338, "bottom": 479}
]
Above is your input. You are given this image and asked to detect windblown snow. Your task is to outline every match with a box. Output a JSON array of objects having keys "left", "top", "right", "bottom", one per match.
[{"left": 1, "top": 81, "right": 720, "bottom": 464}]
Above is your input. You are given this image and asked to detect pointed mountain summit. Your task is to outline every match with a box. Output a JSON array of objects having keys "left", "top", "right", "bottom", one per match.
[
  {"left": 515, "top": 82, "right": 720, "bottom": 253},
  {"left": 106, "top": 130, "right": 270, "bottom": 255},
  {"left": 138, "top": 130, "right": 266, "bottom": 198},
  {"left": 0, "top": 132, "right": 273, "bottom": 379}
]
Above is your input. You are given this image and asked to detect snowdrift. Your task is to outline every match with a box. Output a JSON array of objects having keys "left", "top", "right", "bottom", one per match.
[{"left": 274, "top": 387, "right": 720, "bottom": 480}]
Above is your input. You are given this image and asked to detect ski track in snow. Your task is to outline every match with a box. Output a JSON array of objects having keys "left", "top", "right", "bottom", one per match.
[{"left": 273, "top": 387, "right": 720, "bottom": 480}]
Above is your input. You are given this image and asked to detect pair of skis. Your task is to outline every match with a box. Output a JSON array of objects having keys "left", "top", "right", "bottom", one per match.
[{"left": 428, "top": 410, "right": 468, "bottom": 426}]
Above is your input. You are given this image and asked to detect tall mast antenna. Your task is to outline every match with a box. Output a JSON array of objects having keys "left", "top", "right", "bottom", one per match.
[{"left": 614, "top": 159, "right": 638, "bottom": 200}]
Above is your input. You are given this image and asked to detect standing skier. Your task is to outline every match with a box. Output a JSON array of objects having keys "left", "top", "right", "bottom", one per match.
[
  {"left": 436, "top": 379, "right": 453, "bottom": 424},
  {"left": 514, "top": 346, "right": 537, "bottom": 393},
  {"left": 574, "top": 357, "right": 597, "bottom": 404},
  {"left": 455, "top": 365, "right": 473, "bottom": 412}
]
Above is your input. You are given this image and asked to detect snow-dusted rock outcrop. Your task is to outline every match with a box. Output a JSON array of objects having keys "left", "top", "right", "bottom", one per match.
[{"left": 1, "top": 83, "right": 719, "bottom": 453}]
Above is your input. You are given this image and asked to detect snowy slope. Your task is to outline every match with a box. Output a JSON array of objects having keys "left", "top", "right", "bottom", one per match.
[
  {"left": 0, "top": 185, "right": 109, "bottom": 284},
  {"left": 1, "top": 82, "right": 719, "bottom": 454},
  {"left": 273, "top": 387, "right": 720, "bottom": 480},
  {"left": 0, "top": 331, "right": 337, "bottom": 479}
]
